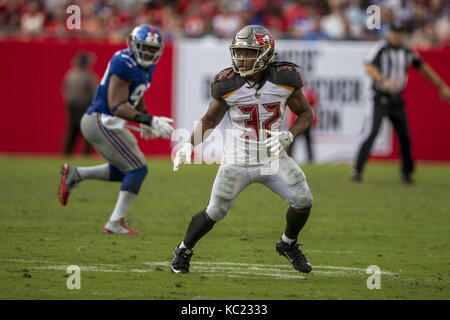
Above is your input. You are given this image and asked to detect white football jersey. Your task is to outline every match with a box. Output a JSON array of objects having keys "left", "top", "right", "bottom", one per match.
[{"left": 211, "top": 63, "right": 303, "bottom": 165}]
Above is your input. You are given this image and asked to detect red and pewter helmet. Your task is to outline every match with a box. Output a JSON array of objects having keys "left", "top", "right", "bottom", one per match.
[{"left": 229, "top": 25, "right": 275, "bottom": 77}]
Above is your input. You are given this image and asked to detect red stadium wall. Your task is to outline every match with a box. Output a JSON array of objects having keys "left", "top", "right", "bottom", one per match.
[
  {"left": 0, "top": 39, "right": 173, "bottom": 156},
  {"left": 0, "top": 39, "right": 449, "bottom": 162}
]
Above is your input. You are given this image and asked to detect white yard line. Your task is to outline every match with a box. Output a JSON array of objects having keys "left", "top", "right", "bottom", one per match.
[
  {"left": 5, "top": 258, "right": 396, "bottom": 279},
  {"left": 145, "top": 261, "right": 395, "bottom": 275},
  {"left": 7, "top": 259, "right": 447, "bottom": 285},
  {"left": 28, "top": 264, "right": 307, "bottom": 280},
  {"left": 29, "top": 265, "right": 152, "bottom": 273}
]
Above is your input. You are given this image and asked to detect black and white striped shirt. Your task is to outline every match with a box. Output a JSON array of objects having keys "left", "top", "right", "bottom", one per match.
[{"left": 364, "top": 40, "right": 422, "bottom": 95}]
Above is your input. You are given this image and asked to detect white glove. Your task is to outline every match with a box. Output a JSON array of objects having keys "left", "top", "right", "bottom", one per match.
[
  {"left": 151, "top": 116, "right": 174, "bottom": 139},
  {"left": 139, "top": 123, "right": 159, "bottom": 140},
  {"left": 264, "top": 130, "right": 294, "bottom": 156},
  {"left": 173, "top": 143, "right": 193, "bottom": 172}
]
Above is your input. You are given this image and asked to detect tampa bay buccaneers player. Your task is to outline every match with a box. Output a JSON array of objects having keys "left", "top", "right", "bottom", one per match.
[{"left": 171, "top": 25, "right": 314, "bottom": 274}]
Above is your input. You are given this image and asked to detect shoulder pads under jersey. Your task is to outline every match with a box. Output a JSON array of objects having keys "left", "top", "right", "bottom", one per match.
[
  {"left": 267, "top": 62, "right": 303, "bottom": 91},
  {"left": 211, "top": 67, "right": 246, "bottom": 100}
]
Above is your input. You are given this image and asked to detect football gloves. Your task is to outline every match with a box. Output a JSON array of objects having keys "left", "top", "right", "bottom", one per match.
[
  {"left": 173, "top": 143, "right": 193, "bottom": 172},
  {"left": 134, "top": 113, "right": 174, "bottom": 140},
  {"left": 264, "top": 130, "right": 294, "bottom": 156},
  {"left": 150, "top": 116, "right": 174, "bottom": 139},
  {"left": 139, "top": 123, "right": 158, "bottom": 140}
]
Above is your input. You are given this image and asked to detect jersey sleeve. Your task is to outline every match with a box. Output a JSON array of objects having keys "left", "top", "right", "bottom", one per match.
[
  {"left": 269, "top": 63, "right": 304, "bottom": 91},
  {"left": 109, "top": 54, "right": 137, "bottom": 83},
  {"left": 210, "top": 68, "right": 245, "bottom": 100},
  {"left": 405, "top": 47, "right": 423, "bottom": 69}
]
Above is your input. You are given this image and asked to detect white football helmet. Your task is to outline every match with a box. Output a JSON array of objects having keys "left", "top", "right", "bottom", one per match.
[{"left": 230, "top": 25, "right": 275, "bottom": 77}]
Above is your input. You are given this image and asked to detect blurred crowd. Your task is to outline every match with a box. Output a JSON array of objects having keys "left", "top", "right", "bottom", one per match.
[{"left": 0, "top": 0, "right": 448, "bottom": 48}]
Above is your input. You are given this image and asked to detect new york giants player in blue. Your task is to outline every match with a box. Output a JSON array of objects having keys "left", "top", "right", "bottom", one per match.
[{"left": 58, "top": 25, "right": 174, "bottom": 234}]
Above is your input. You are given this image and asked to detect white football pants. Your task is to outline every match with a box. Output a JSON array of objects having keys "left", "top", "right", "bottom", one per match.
[{"left": 205, "top": 155, "right": 313, "bottom": 221}]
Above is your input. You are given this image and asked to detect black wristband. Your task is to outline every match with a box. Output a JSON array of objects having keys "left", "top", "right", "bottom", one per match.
[{"left": 134, "top": 113, "right": 153, "bottom": 126}]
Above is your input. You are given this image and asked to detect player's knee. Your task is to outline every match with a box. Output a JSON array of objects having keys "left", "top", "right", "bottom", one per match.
[
  {"left": 292, "top": 188, "right": 314, "bottom": 209},
  {"left": 206, "top": 204, "right": 229, "bottom": 222},
  {"left": 109, "top": 164, "right": 125, "bottom": 182},
  {"left": 120, "top": 165, "right": 148, "bottom": 194},
  {"left": 215, "top": 166, "right": 240, "bottom": 200}
]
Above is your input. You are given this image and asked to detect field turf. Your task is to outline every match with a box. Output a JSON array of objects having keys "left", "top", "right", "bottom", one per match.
[{"left": 0, "top": 156, "right": 448, "bottom": 300}]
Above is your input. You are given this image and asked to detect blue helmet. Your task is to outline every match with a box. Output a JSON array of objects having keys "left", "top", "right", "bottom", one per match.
[{"left": 128, "top": 24, "right": 164, "bottom": 68}]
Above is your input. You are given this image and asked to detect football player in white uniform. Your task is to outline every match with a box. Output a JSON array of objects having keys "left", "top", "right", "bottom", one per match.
[{"left": 171, "top": 25, "right": 314, "bottom": 274}]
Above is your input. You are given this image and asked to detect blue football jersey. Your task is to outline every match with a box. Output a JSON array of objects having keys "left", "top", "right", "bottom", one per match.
[{"left": 87, "top": 49, "right": 155, "bottom": 116}]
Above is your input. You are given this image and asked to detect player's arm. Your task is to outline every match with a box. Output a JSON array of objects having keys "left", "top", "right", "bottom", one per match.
[
  {"left": 108, "top": 74, "right": 173, "bottom": 138},
  {"left": 135, "top": 97, "right": 147, "bottom": 113},
  {"left": 189, "top": 97, "right": 228, "bottom": 146},
  {"left": 173, "top": 98, "right": 227, "bottom": 171},
  {"left": 107, "top": 74, "right": 144, "bottom": 121},
  {"left": 417, "top": 62, "right": 450, "bottom": 102},
  {"left": 132, "top": 97, "right": 156, "bottom": 140},
  {"left": 286, "top": 89, "right": 314, "bottom": 137},
  {"left": 264, "top": 89, "right": 313, "bottom": 156}
]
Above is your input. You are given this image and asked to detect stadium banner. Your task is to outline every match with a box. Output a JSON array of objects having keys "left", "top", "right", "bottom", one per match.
[
  {"left": 174, "top": 39, "right": 392, "bottom": 164},
  {"left": 0, "top": 39, "right": 173, "bottom": 156},
  {"left": 0, "top": 39, "right": 449, "bottom": 161}
]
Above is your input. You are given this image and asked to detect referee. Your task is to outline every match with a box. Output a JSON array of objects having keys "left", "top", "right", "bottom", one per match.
[{"left": 352, "top": 22, "right": 450, "bottom": 184}]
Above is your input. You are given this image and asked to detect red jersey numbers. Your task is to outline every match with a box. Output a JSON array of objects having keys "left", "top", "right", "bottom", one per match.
[
  {"left": 238, "top": 104, "right": 259, "bottom": 140},
  {"left": 262, "top": 103, "right": 281, "bottom": 136},
  {"left": 237, "top": 102, "right": 281, "bottom": 140}
]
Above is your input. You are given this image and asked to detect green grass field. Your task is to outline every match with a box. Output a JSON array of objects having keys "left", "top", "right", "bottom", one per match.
[{"left": 0, "top": 155, "right": 449, "bottom": 300}]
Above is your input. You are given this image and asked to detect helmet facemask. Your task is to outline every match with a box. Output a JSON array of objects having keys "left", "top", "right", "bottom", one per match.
[
  {"left": 129, "top": 39, "right": 164, "bottom": 68},
  {"left": 230, "top": 45, "right": 274, "bottom": 77}
]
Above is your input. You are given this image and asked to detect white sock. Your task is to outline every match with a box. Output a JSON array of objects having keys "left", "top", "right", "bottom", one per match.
[
  {"left": 109, "top": 191, "right": 137, "bottom": 222},
  {"left": 282, "top": 234, "right": 296, "bottom": 245},
  {"left": 77, "top": 164, "right": 110, "bottom": 180}
]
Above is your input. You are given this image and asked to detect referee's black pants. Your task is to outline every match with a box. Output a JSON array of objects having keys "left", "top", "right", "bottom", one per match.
[{"left": 354, "top": 94, "right": 414, "bottom": 176}]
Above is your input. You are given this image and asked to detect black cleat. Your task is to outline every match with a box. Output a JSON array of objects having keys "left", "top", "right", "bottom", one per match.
[
  {"left": 276, "top": 240, "right": 312, "bottom": 273},
  {"left": 350, "top": 169, "right": 362, "bottom": 182},
  {"left": 171, "top": 245, "right": 193, "bottom": 274},
  {"left": 400, "top": 173, "right": 413, "bottom": 184}
]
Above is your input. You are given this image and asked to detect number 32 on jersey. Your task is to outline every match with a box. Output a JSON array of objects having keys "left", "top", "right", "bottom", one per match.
[{"left": 237, "top": 102, "right": 281, "bottom": 140}]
